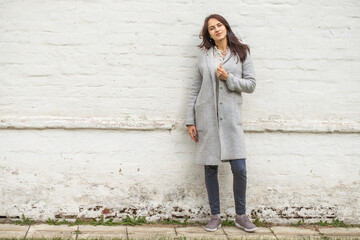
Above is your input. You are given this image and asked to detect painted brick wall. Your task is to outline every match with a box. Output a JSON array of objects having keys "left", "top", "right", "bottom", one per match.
[{"left": 1, "top": 0, "right": 359, "bottom": 223}]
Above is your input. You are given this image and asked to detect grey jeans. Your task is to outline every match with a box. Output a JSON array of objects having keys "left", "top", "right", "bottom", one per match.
[{"left": 204, "top": 159, "right": 247, "bottom": 215}]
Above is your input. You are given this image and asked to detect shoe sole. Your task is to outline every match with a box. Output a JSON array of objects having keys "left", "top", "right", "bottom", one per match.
[
  {"left": 235, "top": 222, "right": 257, "bottom": 232},
  {"left": 205, "top": 223, "right": 222, "bottom": 232}
]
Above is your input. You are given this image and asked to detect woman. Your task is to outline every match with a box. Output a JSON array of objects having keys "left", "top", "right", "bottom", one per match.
[{"left": 185, "top": 14, "right": 257, "bottom": 232}]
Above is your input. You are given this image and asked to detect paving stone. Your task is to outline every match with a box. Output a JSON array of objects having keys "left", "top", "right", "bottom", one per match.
[
  {"left": 270, "top": 226, "right": 322, "bottom": 239},
  {"left": 27, "top": 224, "right": 77, "bottom": 239},
  {"left": 223, "top": 226, "right": 276, "bottom": 239},
  {"left": 318, "top": 227, "right": 360, "bottom": 238},
  {"left": 1, "top": 223, "right": 359, "bottom": 240},
  {"left": 127, "top": 226, "right": 176, "bottom": 239},
  {"left": 175, "top": 226, "right": 227, "bottom": 239},
  {"left": 0, "top": 224, "right": 28, "bottom": 239},
  {"left": 77, "top": 225, "right": 127, "bottom": 239}
]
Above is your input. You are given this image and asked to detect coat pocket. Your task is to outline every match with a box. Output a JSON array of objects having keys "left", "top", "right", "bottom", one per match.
[
  {"left": 194, "top": 104, "right": 208, "bottom": 131},
  {"left": 234, "top": 96, "right": 243, "bottom": 125}
]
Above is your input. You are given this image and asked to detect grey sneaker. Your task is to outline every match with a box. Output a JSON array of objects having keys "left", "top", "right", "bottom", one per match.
[
  {"left": 235, "top": 214, "right": 257, "bottom": 232},
  {"left": 204, "top": 215, "right": 222, "bottom": 232}
]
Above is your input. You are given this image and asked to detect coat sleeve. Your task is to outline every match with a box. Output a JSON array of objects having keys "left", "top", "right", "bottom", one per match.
[
  {"left": 185, "top": 57, "right": 202, "bottom": 127},
  {"left": 225, "top": 52, "right": 256, "bottom": 93}
]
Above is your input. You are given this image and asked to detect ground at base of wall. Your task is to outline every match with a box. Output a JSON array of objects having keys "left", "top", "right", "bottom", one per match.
[{"left": 0, "top": 223, "right": 360, "bottom": 240}]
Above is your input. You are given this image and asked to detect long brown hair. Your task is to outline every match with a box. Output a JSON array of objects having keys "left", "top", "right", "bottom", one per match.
[{"left": 198, "top": 14, "right": 250, "bottom": 64}]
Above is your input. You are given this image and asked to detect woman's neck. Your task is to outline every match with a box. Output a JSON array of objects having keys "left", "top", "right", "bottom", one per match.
[{"left": 215, "top": 38, "right": 228, "bottom": 51}]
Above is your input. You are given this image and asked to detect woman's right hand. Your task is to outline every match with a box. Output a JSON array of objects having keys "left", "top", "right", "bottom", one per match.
[{"left": 187, "top": 125, "right": 198, "bottom": 142}]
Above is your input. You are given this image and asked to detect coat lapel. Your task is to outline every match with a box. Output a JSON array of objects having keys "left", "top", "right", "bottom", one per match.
[
  {"left": 222, "top": 48, "right": 231, "bottom": 65},
  {"left": 206, "top": 48, "right": 217, "bottom": 102},
  {"left": 206, "top": 46, "right": 232, "bottom": 80},
  {"left": 206, "top": 48, "right": 215, "bottom": 81},
  {"left": 206, "top": 47, "right": 233, "bottom": 108}
]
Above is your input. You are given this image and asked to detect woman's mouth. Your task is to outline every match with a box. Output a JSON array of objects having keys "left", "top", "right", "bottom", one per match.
[{"left": 216, "top": 33, "right": 222, "bottom": 36}]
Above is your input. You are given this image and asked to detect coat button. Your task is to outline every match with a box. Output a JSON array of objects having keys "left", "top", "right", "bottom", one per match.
[
  {"left": 220, "top": 87, "right": 223, "bottom": 89},
  {"left": 220, "top": 102, "right": 223, "bottom": 104},
  {"left": 220, "top": 118, "right": 223, "bottom": 120}
]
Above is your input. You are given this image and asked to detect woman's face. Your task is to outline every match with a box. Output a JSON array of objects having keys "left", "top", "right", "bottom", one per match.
[{"left": 207, "top": 18, "right": 227, "bottom": 42}]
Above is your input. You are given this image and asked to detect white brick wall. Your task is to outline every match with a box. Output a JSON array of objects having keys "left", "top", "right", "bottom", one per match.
[{"left": 0, "top": 0, "right": 359, "bottom": 223}]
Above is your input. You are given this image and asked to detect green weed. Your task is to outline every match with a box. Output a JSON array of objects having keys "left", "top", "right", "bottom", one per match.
[
  {"left": 13, "top": 214, "right": 35, "bottom": 225},
  {"left": 161, "top": 217, "right": 189, "bottom": 227},
  {"left": 290, "top": 219, "right": 305, "bottom": 226},
  {"left": 315, "top": 218, "right": 347, "bottom": 228},
  {"left": 118, "top": 215, "right": 147, "bottom": 226},
  {"left": 221, "top": 217, "right": 235, "bottom": 226},
  {"left": 253, "top": 217, "right": 272, "bottom": 227}
]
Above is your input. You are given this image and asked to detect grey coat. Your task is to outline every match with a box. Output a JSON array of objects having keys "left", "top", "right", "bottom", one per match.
[{"left": 185, "top": 46, "right": 256, "bottom": 165}]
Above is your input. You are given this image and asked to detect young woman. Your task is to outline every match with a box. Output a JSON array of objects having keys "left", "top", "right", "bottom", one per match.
[{"left": 185, "top": 14, "right": 257, "bottom": 232}]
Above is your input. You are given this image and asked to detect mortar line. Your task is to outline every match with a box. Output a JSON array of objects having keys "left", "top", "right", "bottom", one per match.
[
  {"left": 315, "top": 226, "right": 327, "bottom": 239},
  {"left": 126, "top": 226, "right": 129, "bottom": 240},
  {"left": 221, "top": 226, "right": 229, "bottom": 240},
  {"left": 24, "top": 224, "right": 31, "bottom": 239},
  {"left": 75, "top": 225, "right": 79, "bottom": 240},
  {"left": 269, "top": 227, "right": 278, "bottom": 240}
]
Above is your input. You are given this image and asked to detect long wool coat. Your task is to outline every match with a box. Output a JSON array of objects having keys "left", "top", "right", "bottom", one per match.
[{"left": 185, "top": 46, "right": 256, "bottom": 165}]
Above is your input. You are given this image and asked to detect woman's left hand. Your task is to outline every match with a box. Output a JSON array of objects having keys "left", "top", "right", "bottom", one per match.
[{"left": 216, "top": 63, "right": 229, "bottom": 81}]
